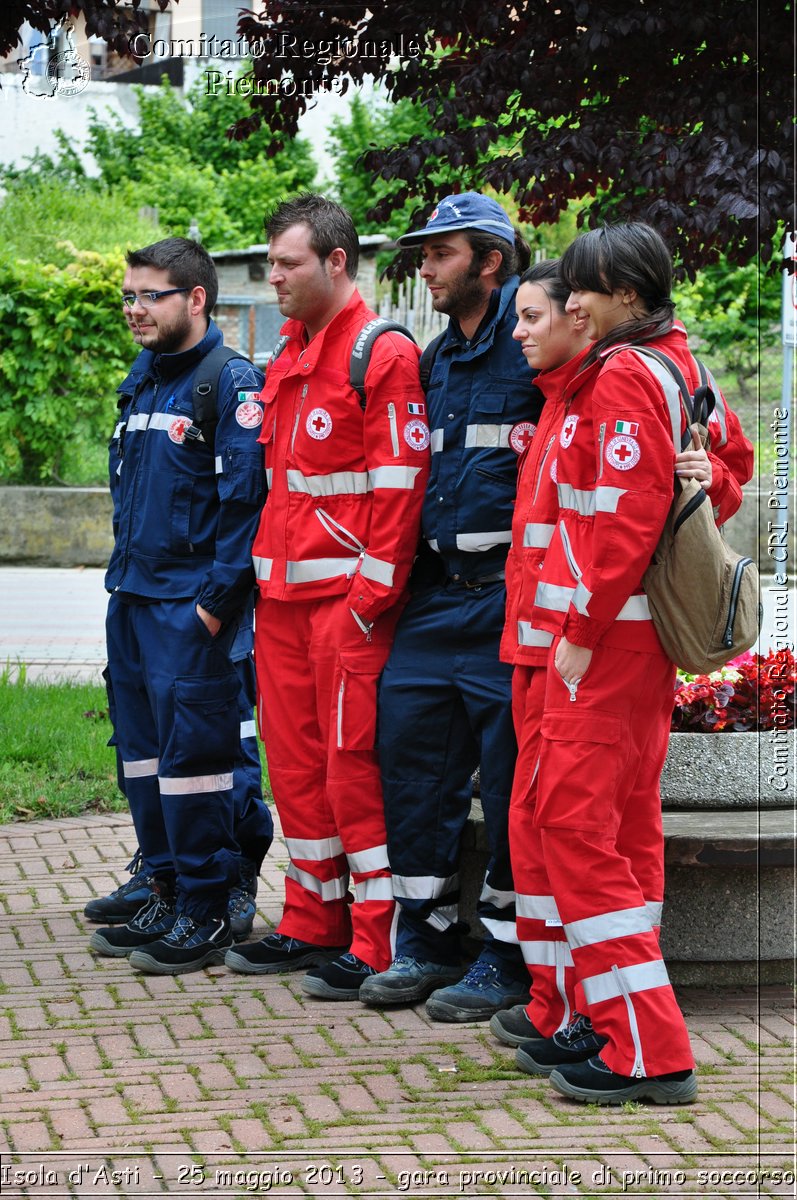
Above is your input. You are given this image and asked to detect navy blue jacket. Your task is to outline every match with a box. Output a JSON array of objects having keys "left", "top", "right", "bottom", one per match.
[
  {"left": 421, "top": 277, "right": 543, "bottom": 580},
  {"left": 106, "top": 320, "right": 265, "bottom": 622}
]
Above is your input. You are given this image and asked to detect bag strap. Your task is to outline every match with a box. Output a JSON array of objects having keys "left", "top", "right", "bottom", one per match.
[
  {"left": 188, "top": 345, "right": 249, "bottom": 452},
  {"left": 349, "top": 318, "right": 416, "bottom": 409},
  {"left": 419, "top": 330, "right": 446, "bottom": 394}
]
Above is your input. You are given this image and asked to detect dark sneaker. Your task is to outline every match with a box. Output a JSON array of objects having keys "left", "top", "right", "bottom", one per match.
[
  {"left": 301, "top": 953, "right": 378, "bottom": 1000},
  {"left": 83, "top": 870, "right": 159, "bottom": 924},
  {"left": 89, "top": 887, "right": 175, "bottom": 958},
  {"left": 129, "top": 914, "right": 233, "bottom": 975},
  {"left": 550, "top": 1054, "right": 698, "bottom": 1105},
  {"left": 425, "top": 960, "right": 530, "bottom": 1023},
  {"left": 359, "top": 954, "right": 464, "bottom": 1006},
  {"left": 489, "top": 1003, "right": 545, "bottom": 1047},
  {"left": 227, "top": 857, "right": 259, "bottom": 942},
  {"left": 516, "top": 1011, "right": 608, "bottom": 1076},
  {"left": 224, "top": 932, "right": 347, "bottom": 975}
]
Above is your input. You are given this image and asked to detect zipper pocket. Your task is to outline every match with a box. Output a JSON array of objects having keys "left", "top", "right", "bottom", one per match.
[
  {"left": 336, "top": 677, "right": 345, "bottom": 749},
  {"left": 723, "top": 557, "right": 753, "bottom": 648},
  {"left": 532, "top": 435, "right": 557, "bottom": 505},
  {"left": 559, "top": 520, "right": 583, "bottom": 582},
  {"left": 611, "top": 963, "right": 646, "bottom": 1077},
  {"left": 597, "top": 421, "right": 606, "bottom": 480},
  {"left": 290, "top": 383, "right": 309, "bottom": 453},
  {"left": 387, "top": 402, "right": 399, "bottom": 456}
]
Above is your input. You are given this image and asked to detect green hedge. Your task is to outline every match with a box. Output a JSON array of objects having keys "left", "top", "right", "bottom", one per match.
[{"left": 0, "top": 247, "right": 136, "bottom": 484}]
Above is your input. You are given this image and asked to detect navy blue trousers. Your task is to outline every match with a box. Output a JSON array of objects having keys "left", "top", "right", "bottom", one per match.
[{"left": 378, "top": 581, "right": 523, "bottom": 972}]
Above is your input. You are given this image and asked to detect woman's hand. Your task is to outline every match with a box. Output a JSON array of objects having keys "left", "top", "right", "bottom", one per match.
[
  {"left": 675, "top": 427, "right": 713, "bottom": 487},
  {"left": 554, "top": 637, "right": 593, "bottom": 687}
]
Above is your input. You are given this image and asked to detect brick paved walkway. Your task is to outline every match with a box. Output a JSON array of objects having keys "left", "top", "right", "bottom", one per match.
[{"left": 0, "top": 812, "right": 794, "bottom": 1198}]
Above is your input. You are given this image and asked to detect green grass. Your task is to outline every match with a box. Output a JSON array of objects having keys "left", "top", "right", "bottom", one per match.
[{"left": 0, "top": 674, "right": 123, "bottom": 825}]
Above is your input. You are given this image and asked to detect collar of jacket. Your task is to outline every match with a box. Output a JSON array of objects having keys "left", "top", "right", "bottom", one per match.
[
  {"left": 273, "top": 289, "right": 369, "bottom": 373},
  {"left": 534, "top": 344, "right": 593, "bottom": 404},
  {"left": 116, "top": 319, "right": 222, "bottom": 394},
  {"left": 441, "top": 275, "right": 520, "bottom": 359}
]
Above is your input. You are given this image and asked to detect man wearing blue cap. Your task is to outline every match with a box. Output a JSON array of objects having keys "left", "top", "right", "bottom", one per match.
[{"left": 360, "top": 193, "right": 542, "bottom": 1020}]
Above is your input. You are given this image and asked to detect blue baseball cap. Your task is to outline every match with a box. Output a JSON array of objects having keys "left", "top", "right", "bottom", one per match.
[{"left": 397, "top": 192, "right": 515, "bottom": 247}]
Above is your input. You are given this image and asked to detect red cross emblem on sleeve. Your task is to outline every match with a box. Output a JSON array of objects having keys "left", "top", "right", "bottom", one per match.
[
  {"left": 306, "top": 408, "right": 333, "bottom": 440},
  {"left": 509, "top": 421, "right": 537, "bottom": 454},
  {"left": 606, "top": 434, "right": 641, "bottom": 470},
  {"left": 404, "top": 419, "right": 431, "bottom": 451}
]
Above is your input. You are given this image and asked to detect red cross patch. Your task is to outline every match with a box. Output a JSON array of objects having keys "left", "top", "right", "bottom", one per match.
[
  {"left": 306, "top": 408, "right": 333, "bottom": 440},
  {"left": 168, "top": 416, "right": 191, "bottom": 444},
  {"left": 606, "top": 434, "right": 641, "bottom": 470},
  {"left": 404, "top": 419, "right": 430, "bottom": 451},
  {"left": 236, "top": 402, "right": 263, "bottom": 429},
  {"left": 560, "top": 414, "right": 579, "bottom": 448},
  {"left": 509, "top": 421, "right": 537, "bottom": 454}
]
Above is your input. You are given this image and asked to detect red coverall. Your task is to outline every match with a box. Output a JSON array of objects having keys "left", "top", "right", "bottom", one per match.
[
  {"left": 505, "top": 323, "right": 753, "bottom": 1074},
  {"left": 252, "top": 290, "right": 429, "bottom": 970}
]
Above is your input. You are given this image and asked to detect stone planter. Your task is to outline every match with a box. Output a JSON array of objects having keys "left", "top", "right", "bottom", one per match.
[{"left": 661, "top": 729, "right": 795, "bottom": 809}]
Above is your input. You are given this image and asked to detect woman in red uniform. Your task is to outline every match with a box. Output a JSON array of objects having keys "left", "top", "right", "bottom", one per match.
[{"left": 501, "top": 226, "right": 753, "bottom": 1104}]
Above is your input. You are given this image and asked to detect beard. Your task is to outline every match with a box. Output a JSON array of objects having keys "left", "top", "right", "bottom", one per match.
[
  {"left": 431, "top": 262, "right": 487, "bottom": 322},
  {"left": 129, "top": 306, "right": 194, "bottom": 355}
]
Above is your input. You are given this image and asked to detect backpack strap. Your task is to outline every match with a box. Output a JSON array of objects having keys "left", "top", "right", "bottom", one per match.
[
  {"left": 349, "top": 318, "right": 417, "bottom": 409},
  {"left": 617, "top": 345, "right": 716, "bottom": 453},
  {"left": 419, "top": 330, "right": 446, "bottom": 394},
  {"left": 187, "top": 345, "right": 248, "bottom": 452}
]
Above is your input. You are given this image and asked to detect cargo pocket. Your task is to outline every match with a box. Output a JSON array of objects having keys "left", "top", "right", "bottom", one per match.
[
  {"left": 536, "top": 709, "right": 624, "bottom": 831},
  {"left": 167, "top": 672, "right": 241, "bottom": 774},
  {"left": 335, "top": 652, "right": 381, "bottom": 751}
]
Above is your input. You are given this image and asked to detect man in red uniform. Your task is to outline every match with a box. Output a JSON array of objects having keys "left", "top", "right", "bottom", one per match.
[{"left": 225, "top": 194, "right": 429, "bottom": 998}]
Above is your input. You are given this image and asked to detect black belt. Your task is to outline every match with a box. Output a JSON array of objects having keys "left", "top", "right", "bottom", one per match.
[{"left": 445, "top": 571, "right": 506, "bottom": 589}]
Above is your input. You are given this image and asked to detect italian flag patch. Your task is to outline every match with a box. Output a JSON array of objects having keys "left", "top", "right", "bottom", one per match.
[
  {"left": 615, "top": 420, "right": 639, "bottom": 435},
  {"left": 408, "top": 401, "right": 426, "bottom": 415}
]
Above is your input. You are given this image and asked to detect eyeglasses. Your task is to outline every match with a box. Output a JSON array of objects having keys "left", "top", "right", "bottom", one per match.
[{"left": 121, "top": 288, "right": 189, "bottom": 309}]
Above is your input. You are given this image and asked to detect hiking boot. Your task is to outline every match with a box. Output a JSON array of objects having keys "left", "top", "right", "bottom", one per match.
[
  {"left": 129, "top": 913, "right": 233, "bottom": 975},
  {"left": 227, "top": 858, "right": 259, "bottom": 943},
  {"left": 83, "top": 870, "right": 159, "bottom": 924},
  {"left": 516, "top": 1011, "right": 608, "bottom": 1076},
  {"left": 89, "top": 887, "right": 175, "bottom": 958},
  {"left": 301, "top": 953, "right": 378, "bottom": 1000},
  {"left": 549, "top": 1054, "right": 698, "bottom": 1105},
  {"left": 359, "top": 954, "right": 464, "bottom": 1006},
  {"left": 425, "top": 960, "right": 530, "bottom": 1022},
  {"left": 489, "top": 1003, "right": 545, "bottom": 1047},
  {"left": 224, "top": 932, "right": 346, "bottom": 976}
]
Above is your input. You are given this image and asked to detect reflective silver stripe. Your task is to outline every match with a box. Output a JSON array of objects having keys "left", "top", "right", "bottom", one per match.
[
  {"left": 456, "top": 530, "right": 512, "bottom": 552},
  {"left": 581, "top": 958, "right": 672, "bottom": 1006},
  {"left": 535, "top": 581, "right": 574, "bottom": 612},
  {"left": 572, "top": 579, "right": 591, "bottom": 615},
  {"left": 113, "top": 421, "right": 125, "bottom": 439},
  {"left": 287, "top": 862, "right": 348, "bottom": 902},
  {"left": 565, "top": 904, "right": 653, "bottom": 949},
  {"left": 315, "top": 509, "right": 365, "bottom": 553},
  {"left": 517, "top": 894, "right": 562, "bottom": 923},
  {"left": 253, "top": 555, "right": 272, "bottom": 581},
  {"left": 427, "top": 538, "right": 440, "bottom": 552},
  {"left": 158, "top": 772, "right": 234, "bottom": 794},
  {"left": 596, "top": 486, "right": 627, "bottom": 513},
  {"left": 353, "top": 876, "right": 394, "bottom": 903},
  {"left": 391, "top": 873, "right": 458, "bottom": 900},
  {"left": 286, "top": 557, "right": 359, "bottom": 583},
  {"left": 480, "top": 916, "right": 520, "bottom": 943},
  {"left": 617, "top": 594, "right": 651, "bottom": 621},
  {"left": 360, "top": 554, "right": 395, "bottom": 587},
  {"left": 627, "top": 349, "right": 681, "bottom": 449},
  {"left": 239, "top": 719, "right": 256, "bottom": 740},
  {"left": 613, "top": 963, "right": 646, "bottom": 1077},
  {"left": 122, "top": 757, "right": 159, "bottom": 779},
  {"left": 557, "top": 483, "right": 596, "bottom": 516},
  {"left": 126, "top": 413, "right": 150, "bottom": 432},
  {"left": 520, "top": 940, "right": 574, "bottom": 968},
  {"left": 707, "top": 369, "right": 728, "bottom": 443},
  {"left": 646, "top": 900, "right": 663, "bottom": 927},
  {"left": 518, "top": 622, "right": 554, "bottom": 648},
  {"left": 265, "top": 468, "right": 273, "bottom": 488},
  {"left": 524, "top": 522, "right": 555, "bottom": 548},
  {"left": 286, "top": 835, "right": 344, "bottom": 861},
  {"left": 479, "top": 884, "right": 515, "bottom": 910},
  {"left": 369, "top": 465, "right": 422, "bottom": 489},
  {"left": 215, "top": 455, "right": 223, "bottom": 474},
  {"left": 430, "top": 428, "right": 445, "bottom": 453},
  {"left": 286, "top": 469, "right": 370, "bottom": 496},
  {"left": 464, "top": 423, "right": 514, "bottom": 448},
  {"left": 347, "top": 844, "right": 390, "bottom": 874},
  {"left": 427, "top": 903, "right": 459, "bottom": 931}
]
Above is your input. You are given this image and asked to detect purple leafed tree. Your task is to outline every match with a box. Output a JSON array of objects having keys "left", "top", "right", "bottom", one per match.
[{"left": 1, "top": 0, "right": 171, "bottom": 58}]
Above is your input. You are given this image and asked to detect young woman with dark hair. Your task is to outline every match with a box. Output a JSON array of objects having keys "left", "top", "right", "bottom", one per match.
[{"left": 495, "top": 226, "right": 752, "bottom": 1105}]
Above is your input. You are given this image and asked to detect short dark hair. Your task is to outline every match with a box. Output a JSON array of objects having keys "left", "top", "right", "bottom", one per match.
[
  {"left": 125, "top": 237, "right": 218, "bottom": 315},
  {"left": 560, "top": 223, "right": 675, "bottom": 360},
  {"left": 465, "top": 227, "right": 531, "bottom": 284},
  {"left": 264, "top": 192, "right": 359, "bottom": 279},
  {"left": 519, "top": 258, "right": 570, "bottom": 313}
]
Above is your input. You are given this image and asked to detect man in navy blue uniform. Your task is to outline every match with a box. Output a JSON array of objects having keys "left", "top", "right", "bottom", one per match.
[
  {"left": 361, "top": 194, "right": 542, "bottom": 1020},
  {"left": 87, "top": 237, "right": 272, "bottom": 974}
]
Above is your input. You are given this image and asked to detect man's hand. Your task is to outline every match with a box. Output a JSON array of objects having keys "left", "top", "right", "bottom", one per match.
[{"left": 196, "top": 604, "right": 222, "bottom": 637}]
